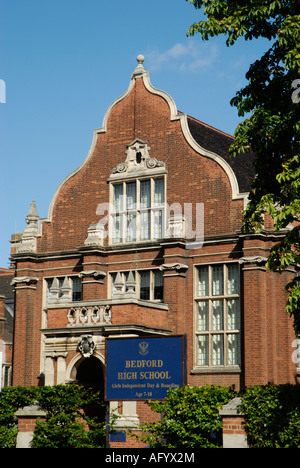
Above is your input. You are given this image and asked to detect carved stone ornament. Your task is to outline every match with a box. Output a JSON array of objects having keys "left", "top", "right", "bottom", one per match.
[
  {"left": 11, "top": 276, "right": 39, "bottom": 286},
  {"left": 166, "top": 214, "right": 185, "bottom": 238},
  {"left": 238, "top": 256, "right": 268, "bottom": 265},
  {"left": 77, "top": 335, "right": 96, "bottom": 358},
  {"left": 79, "top": 270, "right": 107, "bottom": 280},
  {"left": 17, "top": 200, "right": 40, "bottom": 253},
  {"left": 84, "top": 223, "right": 105, "bottom": 247},
  {"left": 110, "top": 139, "right": 166, "bottom": 179},
  {"left": 159, "top": 263, "right": 189, "bottom": 272}
]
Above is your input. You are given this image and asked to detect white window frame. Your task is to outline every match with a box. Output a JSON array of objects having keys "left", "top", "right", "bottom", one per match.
[
  {"left": 109, "top": 269, "right": 164, "bottom": 302},
  {"left": 109, "top": 176, "right": 166, "bottom": 245},
  {"left": 45, "top": 276, "right": 83, "bottom": 305},
  {"left": 194, "top": 263, "right": 241, "bottom": 369}
]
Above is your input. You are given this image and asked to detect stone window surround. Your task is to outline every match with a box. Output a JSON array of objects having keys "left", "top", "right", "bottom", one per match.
[
  {"left": 192, "top": 262, "right": 241, "bottom": 374},
  {"left": 108, "top": 138, "right": 169, "bottom": 246},
  {"left": 109, "top": 268, "right": 164, "bottom": 303},
  {"left": 109, "top": 175, "right": 167, "bottom": 245},
  {"left": 45, "top": 275, "right": 84, "bottom": 306}
]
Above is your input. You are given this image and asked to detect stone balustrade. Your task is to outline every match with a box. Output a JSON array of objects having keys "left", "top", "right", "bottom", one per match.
[{"left": 67, "top": 305, "right": 112, "bottom": 327}]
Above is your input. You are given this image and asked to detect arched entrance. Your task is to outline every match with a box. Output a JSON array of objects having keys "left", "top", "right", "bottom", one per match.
[
  {"left": 74, "top": 355, "right": 106, "bottom": 429},
  {"left": 76, "top": 355, "right": 104, "bottom": 391}
]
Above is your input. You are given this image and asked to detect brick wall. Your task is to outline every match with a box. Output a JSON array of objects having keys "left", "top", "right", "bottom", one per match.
[{"left": 12, "top": 281, "right": 42, "bottom": 386}]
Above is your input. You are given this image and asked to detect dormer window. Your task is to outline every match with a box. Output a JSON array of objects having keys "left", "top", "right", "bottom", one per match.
[
  {"left": 111, "top": 177, "right": 165, "bottom": 244},
  {"left": 108, "top": 139, "right": 167, "bottom": 245}
]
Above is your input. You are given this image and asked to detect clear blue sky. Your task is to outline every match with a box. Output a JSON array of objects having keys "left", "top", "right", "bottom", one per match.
[{"left": 0, "top": 0, "right": 271, "bottom": 267}]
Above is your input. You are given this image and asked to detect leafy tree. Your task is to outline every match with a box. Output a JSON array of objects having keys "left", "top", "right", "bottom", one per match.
[
  {"left": 241, "top": 384, "right": 300, "bottom": 448},
  {"left": 31, "top": 385, "right": 107, "bottom": 448},
  {"left": 0, "top": 385, "right": 110, "bottom": 448},
  {"left": 136, "top": 384, "right": 300, "bottom": 448},
  {"left": 0, "top": 387, "right": 38, "bottom": 448},
  {"left": 137, "top": 385, "right": 236, "bottom": 448},
  {"left": 186, "top": 0, "right": 300, "bottom": 334}
]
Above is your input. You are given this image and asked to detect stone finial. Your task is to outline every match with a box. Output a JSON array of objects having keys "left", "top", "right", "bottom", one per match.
[
  {"left": 48, "top": 277, "right": 60, "bottom": 303},
  {"left": 132, "top": 54, "right": 146, "bottom": 77},
  {"left": 17, "top": 200, "right": 40, "bottom": 253},
  {"left": 60, "top": 277, "right": 72, "bottom": 303},
  {"left": 137, "top": 54, "right": 145, "bottom": 65},
  {"left": 125, "top": 270, "right": 136, "bottom": 298},
  {"left": 84, "top": 223, "right": 104, "bottom": 247},
  {"left": 26, "top": 200, "right": 39, "bottom": 225},
  {"left": 113, "top": 272, "right": 124, "bottom": 298}
]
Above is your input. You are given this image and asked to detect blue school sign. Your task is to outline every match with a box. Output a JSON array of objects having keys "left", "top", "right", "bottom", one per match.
[{"left": 105, "top": 335, "right": 186, "bottom": 401}]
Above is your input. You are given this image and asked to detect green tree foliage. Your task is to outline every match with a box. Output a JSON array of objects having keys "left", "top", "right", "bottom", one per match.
[
  {"left": 186, "top": 0, "right": 300, "bottom": 333},
  {"left": 2, "top": 384, "right": 300, "bottom": 448},
  {"left": 31, "top": 385, "right": 107, "bottom": 448},
  {"left": 137, "top": 384, "right": 300, "bottom": 448},
  {"left": 137, "top": 385, "right": 237, "bottom": 448},
  {"left": 0, "top": 387, "right": 36, "bottom": 448},
  {"left": 0, "top": 385, "right": 109, "bottom": 448},
  {"left": 241, "top": 384, "right": 300, "bottom": 448}
]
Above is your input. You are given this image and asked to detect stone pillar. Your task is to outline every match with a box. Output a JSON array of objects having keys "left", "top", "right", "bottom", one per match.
[
  {"left": 110, "top": 401, "right": 139, "bottom": 430},
  {"left": 15, "top": 405, "right": 47, "bottom": 448},
  {"left": 44, "top": 355, "right": 55, "bottom": 386},
  {"left": 219, "top": 397, "right": 248, "bottom": 448},
  {"left": 57, "top": 355, "right": 67, "bottom": 384},
  {"left": 122, "top": 401, "right": 139, "bottom": 427}
]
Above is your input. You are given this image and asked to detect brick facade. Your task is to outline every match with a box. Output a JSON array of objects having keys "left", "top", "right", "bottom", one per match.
[{"left": 10, "top": 56, "right": 297, "bottom": 446}]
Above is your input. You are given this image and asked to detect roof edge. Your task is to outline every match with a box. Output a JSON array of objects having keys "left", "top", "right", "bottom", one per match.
[{"left": 42, "top": 57, "right": 248, "bottom": 227}]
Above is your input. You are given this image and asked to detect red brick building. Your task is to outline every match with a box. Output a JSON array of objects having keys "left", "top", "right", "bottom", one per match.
[{"left": 10, "top": 56, "right": 297, "bottom": 443}]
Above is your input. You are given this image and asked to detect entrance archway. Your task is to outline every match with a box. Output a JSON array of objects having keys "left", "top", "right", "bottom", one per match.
[
  {"left": 76, "top": 355, "right": 104, "bottom": 390},
  {"left": 74, "top": 355, "right": 106, "bottom": 430}
]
